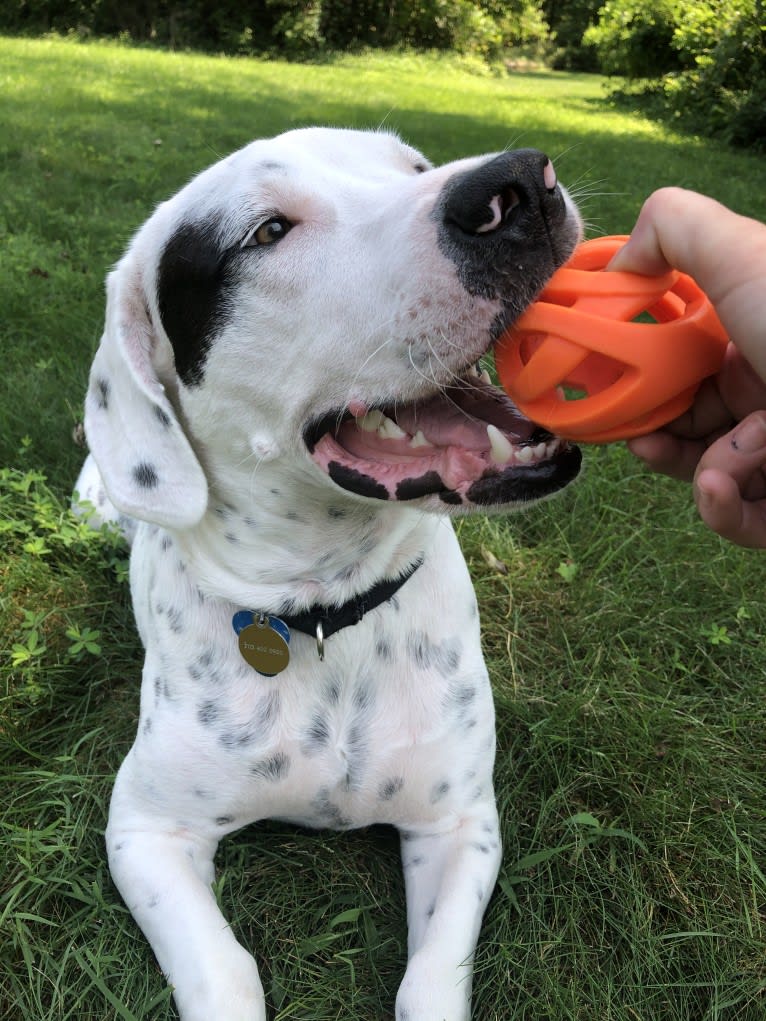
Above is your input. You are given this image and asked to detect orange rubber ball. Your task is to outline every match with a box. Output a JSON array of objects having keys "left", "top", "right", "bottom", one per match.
[{"left": 494, "top": 235, "right": 729, "bottom": 443}]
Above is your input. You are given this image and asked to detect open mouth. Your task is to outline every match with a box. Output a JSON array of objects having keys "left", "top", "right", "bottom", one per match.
[{"left": 304, "top": 365, "right": 582, "bottom": 507}]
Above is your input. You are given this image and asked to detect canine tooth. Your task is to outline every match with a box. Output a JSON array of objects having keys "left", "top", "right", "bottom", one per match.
[
  {"left": 467, "top": 364, "right": 480, "bottom": 378},
  {"left": 487, "top": 424, "right": 514, "bottom": 465},
  {"left": 533, "top": 442, "right": 547, "bottom": 459},
  {"left": 517, "top": 445, "right": 535, "bottom": 464},
  {"left": 357, "top": 409, "right": 385, "bottom": 432},
  {"left": 479, "top": 369, "right": 492, "bottom": 384},
  {"left": 410, "top": 429, "right": 432, "bottom": 448},
  {"left": 377, "top": 415, "right": 407, "bottom": 440}
]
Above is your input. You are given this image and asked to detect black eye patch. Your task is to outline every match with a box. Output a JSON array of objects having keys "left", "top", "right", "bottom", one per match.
[{"left": 157, "top": 215, "right": 238, "bottom": 387}]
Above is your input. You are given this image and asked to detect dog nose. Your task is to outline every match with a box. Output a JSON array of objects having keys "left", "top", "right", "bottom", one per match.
[{"left": 442, "top": 149, "right": 560, "bottom": 237}]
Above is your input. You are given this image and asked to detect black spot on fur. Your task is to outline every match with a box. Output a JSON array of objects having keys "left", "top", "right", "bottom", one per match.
[
  {"left": 220, "top": 691, "right": 280, "bottom": 750},
  {"left": 157, "top": 215, "right": 239, "bottom": 386},
  {"left": 408, "top": 632, "right": 462, "bottom": 675},
  {"left": 166, "top": 607, "right": 184, "bottom": 633},
  {"left": 189, "top": 647, "right": 217, "bottom": 682},
  {"left": 154, "top": 405, "right": 172, "bottom": 428},
  {"left": 302, "top": 712, "right": 331, "bottom": 755},
  {"left": 197, "top": 700, "right": 220, "bottom": 726},
  {"left": 216, "top": 815, "right": 235, "bottom": 826},
  {"left": 132, "top": 462, "right": 159, "bottom": 489},
  {"left": 376, "top": 637, "right": 393, "bottom": 661},
  {"left": 95, "top": 377, "right": 110, "bottom": 410},
  {"left": 430, "top": 780, "right": 450, "bottom": 804},
  {"left": 379, "top": 777, "right": 404, "bottom": 801},
  {"left": 250, "top": 752, "right": 290, "bottom": 782},
  {"left": 311, "top": 787, "right": 350, "bottom": 829}
]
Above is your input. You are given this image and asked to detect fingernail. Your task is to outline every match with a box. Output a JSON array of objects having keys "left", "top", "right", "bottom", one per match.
[
  {"left": 732, "top": 415, "right": 766, "bottom": 454},
  {"left": 695, "top": 480, "right": 713, "bottom": 509}
]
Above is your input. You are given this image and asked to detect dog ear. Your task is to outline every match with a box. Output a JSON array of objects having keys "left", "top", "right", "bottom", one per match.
[{"left": 83, "top": 258, "right": 208, "bottom": 529}]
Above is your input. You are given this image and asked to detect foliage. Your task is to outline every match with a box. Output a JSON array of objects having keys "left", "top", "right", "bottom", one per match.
[
  {"left": 603, "top": 0, "right": 766, "bottom": 152},
  {"left": 583, "top": 0, "right": 682, "bottom": 77},
  {"left": 542, "top": 0, "right": 602, "bottom": 69},
  {"left": 1, "top": 468, "right": 129, "bottom": 712},
  {"left": 0, "top": 0, "right": 550, "bottom": 58}
]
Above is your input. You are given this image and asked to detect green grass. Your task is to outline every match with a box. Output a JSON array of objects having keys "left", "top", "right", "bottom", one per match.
[{"left": 2, "top": 35, "right": 766, "bottom": 1021}]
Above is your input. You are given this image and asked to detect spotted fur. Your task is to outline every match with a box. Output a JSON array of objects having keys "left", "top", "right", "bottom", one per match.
[{"left": 73, "top": 127, "right": 582, "bottom": 1021}]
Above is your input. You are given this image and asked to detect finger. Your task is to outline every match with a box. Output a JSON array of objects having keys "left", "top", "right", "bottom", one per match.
[
  {"left": 627, "top": 431, "right": 706, "bottom": 482},
  {"left": 695, "top": 469, "right": 766, "bottom": 549},
  {"left": 662, "top": 375, "right": 733, "bottom": 440},
  {"left": 716, "top": 346, "right": 766, "bottom": 422},
  {"left": 609, "top": 188, "right": 766, "bottom": 380},
  {"left": 693, "top": 412, "right": 766, "bottom": 499}
]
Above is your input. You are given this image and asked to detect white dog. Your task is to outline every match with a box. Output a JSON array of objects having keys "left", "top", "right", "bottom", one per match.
[{"left": 75, "top": 127, "right": 582, "bottom": 1021}]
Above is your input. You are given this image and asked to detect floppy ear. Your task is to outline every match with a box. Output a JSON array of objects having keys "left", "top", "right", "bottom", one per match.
[{"left": 83, "top": 257, "right": 208, "bottom": 529}]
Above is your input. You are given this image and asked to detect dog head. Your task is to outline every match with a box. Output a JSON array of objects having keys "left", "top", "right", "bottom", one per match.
[{"left": 84, "top": 127, "right": 582, "bottom": 528}]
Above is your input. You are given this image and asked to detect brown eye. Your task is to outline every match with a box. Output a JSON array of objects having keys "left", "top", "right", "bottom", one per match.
[{"left": 242, "top": 217, "right": 292, "bottom": 248}]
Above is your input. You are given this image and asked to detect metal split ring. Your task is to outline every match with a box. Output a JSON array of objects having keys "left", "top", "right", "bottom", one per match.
[{"left": 315, "top": 620, "right": 325, "bottom": 661}]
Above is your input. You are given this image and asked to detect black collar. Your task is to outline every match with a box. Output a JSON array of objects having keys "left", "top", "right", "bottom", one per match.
[{"left": 279, "top": 555, "right": 423, "bottom": 641}]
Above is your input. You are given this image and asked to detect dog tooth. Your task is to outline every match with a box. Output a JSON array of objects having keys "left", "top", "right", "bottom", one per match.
[
  {"left": 410, "top": 429, "right": 433, "bottom": 448},
  {"left": 356, "top": 409, "right": 386, "bottom": 432},
  {"left": 533, "top": 442, "right": 547, "bottom": 459},
  {"left": 517, "top": 445, "right": 535, "bottom": 464},
  {"left": 377, "top": 415, "right": 407, "bottom": 440},
  {"left": 487, "top": 424, "right": 514, "bottom": 465},
  {"left": 479, "top": 369, "right": 492, "bottom": 385},
  {"left": 467, "top": 364, "right": 480, "bottom": 378},
  {"left": 546, "top": 440, "right": 558, "bottom": 458}
]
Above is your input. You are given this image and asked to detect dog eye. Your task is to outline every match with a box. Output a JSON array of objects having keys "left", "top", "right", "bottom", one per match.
[
  {"left": 413, "top": 163, "right": 429, "bottom": 174},
  {"left": 241, "top": 217, "right": 292, "bottom": 248}
]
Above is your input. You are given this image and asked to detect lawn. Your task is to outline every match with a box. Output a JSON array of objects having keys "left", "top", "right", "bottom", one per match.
[{"left": 2, "top": 35, "right": 765, "bottom": 1021}]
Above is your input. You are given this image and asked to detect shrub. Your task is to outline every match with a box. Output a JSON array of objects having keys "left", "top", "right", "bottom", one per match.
[
  {"left": 583, "top": 0, "right": 681, "bottom": 77},
  {"left": 542, "top": 0, "right": 602, "bottom": 70},
  {"left": 0, "top": 468, "right": 129, "bottom": 720}
]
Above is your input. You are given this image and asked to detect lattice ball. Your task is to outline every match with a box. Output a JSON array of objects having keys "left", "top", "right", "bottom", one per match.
[{"left": 494, "top": 235, "right": 729, "bottom": 443}]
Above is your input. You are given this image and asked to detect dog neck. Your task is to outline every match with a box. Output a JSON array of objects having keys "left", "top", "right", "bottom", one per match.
[{"left": 171, "top": 463, "right": 440, "bottom": 612}]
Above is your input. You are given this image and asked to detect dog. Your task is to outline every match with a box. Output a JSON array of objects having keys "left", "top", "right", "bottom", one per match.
[{"left": 74, "top": 127, "right": 582, "bottom": 1021}]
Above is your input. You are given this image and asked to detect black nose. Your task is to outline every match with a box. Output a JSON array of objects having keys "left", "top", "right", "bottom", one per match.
[
  {"left": 435, "top": 148, "right": 576, "bottom": 305},
  {"left": 442, "top": 149, "right": 560, "bottom": 237}
]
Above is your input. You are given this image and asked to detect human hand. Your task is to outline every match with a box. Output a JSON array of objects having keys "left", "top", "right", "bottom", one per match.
[{"left": 609, "top": 188, "right": 766, "bottom": 546}]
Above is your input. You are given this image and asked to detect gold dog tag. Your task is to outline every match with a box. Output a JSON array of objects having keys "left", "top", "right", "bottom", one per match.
[{"left": 235, "top": 615, "right": 290, "bottom": 676}]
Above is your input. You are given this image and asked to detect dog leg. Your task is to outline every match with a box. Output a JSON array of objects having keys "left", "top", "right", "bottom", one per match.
[
  {"left": 106, "top": 776, "right": 265, "bottom": 1021},
  {"left": 72, "top": 453, "right": 138, "bottom": 543},
  {"left": 395, "top": 802, "right": 502, "bottom": 1021}
]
